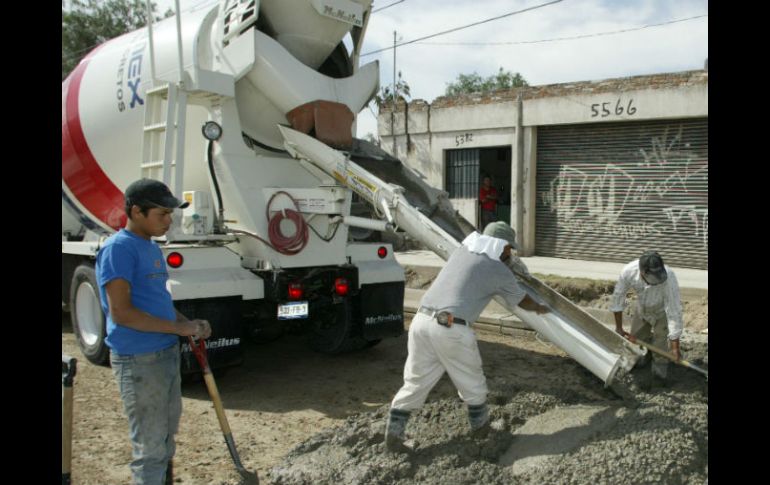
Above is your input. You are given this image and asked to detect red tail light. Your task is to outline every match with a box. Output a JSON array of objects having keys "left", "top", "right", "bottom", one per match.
[
  {"left": 334, "top": 277, "right": 349, "bottom": 296},
  {"left": 288, "top": 282, "right": 303, "bottom": 300},
  {"left": 167, "top": 252, "right": 184, "bottom": 268},
  {"left": 377, "top": 246, "right": 388, "bottom": 259}
]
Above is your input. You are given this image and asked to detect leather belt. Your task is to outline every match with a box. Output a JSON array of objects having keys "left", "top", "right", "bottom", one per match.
[{"left": 417, "top": 306, "right": 467, "bottom": 326}]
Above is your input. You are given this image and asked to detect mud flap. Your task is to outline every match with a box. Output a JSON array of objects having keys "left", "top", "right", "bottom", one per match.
[
  {"left": 358, "top": 282, "right": 405, "bottom": 341},
  {"left": 175, "top": 297, "right": 244, "bottom": 374}
]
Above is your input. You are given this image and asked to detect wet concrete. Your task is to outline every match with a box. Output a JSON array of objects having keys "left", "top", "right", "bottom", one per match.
[
  {"left": 266, "top": 331, "right": 708, "bottom": 485},
  {"left": 499, "top": 404, "right": 623, "bottom": 473}
]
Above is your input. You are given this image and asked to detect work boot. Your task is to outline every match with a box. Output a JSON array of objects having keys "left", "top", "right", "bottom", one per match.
[
  {"left": 651, "top": 363, "right": 668, "bottom": 390},
  {"left": 384, "top": 408, "right": 411, "bottom": 453},
  {"left": 467, "top": 403, "right": 490, "bottom": 438},
  {"left": 164, "top": 460, "right": 174, "bottom": 485}
]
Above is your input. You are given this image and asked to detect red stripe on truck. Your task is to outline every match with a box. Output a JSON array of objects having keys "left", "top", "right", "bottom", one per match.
[{"left": 62, "top": 47, "right": 126, "bottom": 231}]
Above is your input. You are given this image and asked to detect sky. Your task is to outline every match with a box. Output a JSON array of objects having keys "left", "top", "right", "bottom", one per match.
[{"left": 159, "top": 0, "right": 708, "bottom": 138}]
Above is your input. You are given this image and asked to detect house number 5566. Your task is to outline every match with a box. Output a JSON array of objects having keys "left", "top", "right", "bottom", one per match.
[{"left": 591, "top": 99, "right": 637, "bottom": 118}]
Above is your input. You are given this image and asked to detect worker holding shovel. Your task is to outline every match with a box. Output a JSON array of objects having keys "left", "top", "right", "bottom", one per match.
[
  {"left": 611, "top": 250, "right": 685, "bottom": 388},
  {"left": 96, "top": 179, "right": 212, "bottom": 484}
]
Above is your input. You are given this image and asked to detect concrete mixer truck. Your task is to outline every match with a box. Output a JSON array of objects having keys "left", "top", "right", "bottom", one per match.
[
  {"left": 62, "top": 0, "right": 408, "bottom": 373},
  {"left": 63, "top": 0, "right": 645, "bottom": 386}
]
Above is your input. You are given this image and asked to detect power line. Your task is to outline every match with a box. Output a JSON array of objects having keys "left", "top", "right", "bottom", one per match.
[
  {"left": 373, "top": 0, "right": 406, "bottom": 13},
  {"left": 415, "top": 14, "right": 708, "bottom": 46},
  {"left": 361, "top": 0, "right": 564, "bottom": 57}
]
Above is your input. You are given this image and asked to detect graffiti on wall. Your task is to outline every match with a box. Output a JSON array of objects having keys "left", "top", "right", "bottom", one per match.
[{"left": 540, "top": 126, "right": 707, "bottom": 247}]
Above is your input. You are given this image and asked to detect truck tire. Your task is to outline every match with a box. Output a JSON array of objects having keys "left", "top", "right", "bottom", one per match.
[
  {"left": 70, "top": 264, "right": 109, "bottom": 366},
  {"left": 310, "top": 300, "right": 369, "bottom": 354}
]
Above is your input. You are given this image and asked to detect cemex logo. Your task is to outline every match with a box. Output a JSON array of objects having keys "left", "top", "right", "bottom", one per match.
[{"left": 116, "top": 41, "right": 146, "bottom": 112}]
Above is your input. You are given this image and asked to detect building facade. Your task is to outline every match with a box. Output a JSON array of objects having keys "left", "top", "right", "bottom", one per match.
[{"left": 377, "top": 70, "right": 708, "bottom": 269}]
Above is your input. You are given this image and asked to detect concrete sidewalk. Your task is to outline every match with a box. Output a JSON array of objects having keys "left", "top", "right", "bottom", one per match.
[{"left": 395, "top": 250, "right": 707, "bottom": 291}]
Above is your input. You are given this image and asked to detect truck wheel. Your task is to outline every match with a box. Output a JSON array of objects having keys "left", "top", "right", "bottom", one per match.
[
  {"left": 310, "top": 300, "right": 368, "bottom": 354},
  {"left": 70, "top": 264, "right": 109, "bottom": 365}
]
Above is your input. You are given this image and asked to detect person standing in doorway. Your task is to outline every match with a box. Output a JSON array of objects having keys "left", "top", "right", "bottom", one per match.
[
  {"left": 479, "top": 176, "right": 498, "bottom": 228},
  {"left": 96, "top": 178, "right": 212, "bottom": 484}
]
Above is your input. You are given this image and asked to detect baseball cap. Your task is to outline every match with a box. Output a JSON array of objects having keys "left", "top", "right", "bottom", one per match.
[
  {"left": 482, "top": 221, "right": 518, "bottom": 249},
  {"left": 124, "top": 178, "right": 189, "bottom": 209},
  {"left": 639, "top": 250, "right": 668, "bottom": 285}
]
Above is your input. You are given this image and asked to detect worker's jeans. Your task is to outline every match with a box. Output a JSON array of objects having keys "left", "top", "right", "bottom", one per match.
[
  {"left": 391, "top": 312, "right": 488, "bottom": 411},
  {"left": 631, "top": 311, "right": 670, "bottom": 379},
  {"left": 111, "top": 344, "right": 181, "bottom": 485}
]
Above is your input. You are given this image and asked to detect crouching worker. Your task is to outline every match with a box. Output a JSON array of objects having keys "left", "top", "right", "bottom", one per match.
[
  {"left": 611, "top": 250, "right": 684, "bottom": 389},
  {"left": 384, "top": 222, "right": 549, "bottom": 453}
]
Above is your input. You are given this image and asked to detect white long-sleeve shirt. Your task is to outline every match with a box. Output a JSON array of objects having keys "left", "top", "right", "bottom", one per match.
[{"left": 609, "top": 259, "right": 684, "bottom": 340}]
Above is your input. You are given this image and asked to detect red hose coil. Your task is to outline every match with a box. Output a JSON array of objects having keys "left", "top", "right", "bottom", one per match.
[{"left": 266, "top": 191, "right": 309, "bottom": 255}]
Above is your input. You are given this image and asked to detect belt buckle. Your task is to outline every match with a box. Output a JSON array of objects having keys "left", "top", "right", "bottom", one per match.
[{"left": 436, "top": 311, "right": 454, "bottom": 328}]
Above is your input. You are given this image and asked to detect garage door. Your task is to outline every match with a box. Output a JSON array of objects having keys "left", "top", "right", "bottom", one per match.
[{"left": 536, "top": 118, "right": 707, "bottom": 269}]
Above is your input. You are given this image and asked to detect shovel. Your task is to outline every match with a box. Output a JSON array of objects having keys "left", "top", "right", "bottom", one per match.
[
  {"left": 627, "top": 335, "right": 708, "bottom": 379},
  {"left": 62, "top": 354, "right": 77, "bottom": 485},
  {"left": 188, "top": 336, "right": 259, "bottom": 484}
]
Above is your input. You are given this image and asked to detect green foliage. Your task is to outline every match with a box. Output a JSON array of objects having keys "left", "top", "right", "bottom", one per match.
[
  {"left": 444, "top": 67, "right": 528, "bottom": 96},
  {"left": 374, "top": 71, "right": 411, "bottom": 109},
  {"left": 362, "top": 132, "right": 379, "bottom": 145},
  {"left": 62, "top": 0, "right": 171, "bottom": 80}
]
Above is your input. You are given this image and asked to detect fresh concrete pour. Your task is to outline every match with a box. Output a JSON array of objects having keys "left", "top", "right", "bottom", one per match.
[{"left": 266, "top": 330, "right": 707, "bottom": 484}]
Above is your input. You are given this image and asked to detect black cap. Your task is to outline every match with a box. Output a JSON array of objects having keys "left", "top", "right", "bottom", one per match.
[
  {"left": 639, "top": 250, "right": 667, "bottom": 285},
  {"left": 125, "top": 178, "right": 189, "bottom": 209}
]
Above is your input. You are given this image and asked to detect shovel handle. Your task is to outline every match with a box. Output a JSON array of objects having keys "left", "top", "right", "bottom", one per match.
[
  {"left": 62, "top": 355, "right": 77, "bottom": 484},
  {"left": 632, "top": 337, "right": 709, "bottom": 378}
]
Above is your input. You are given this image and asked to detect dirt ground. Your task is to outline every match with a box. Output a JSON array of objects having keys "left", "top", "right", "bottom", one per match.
[{"left": 62, "top": 275, "right": 708, "bottom": 485}]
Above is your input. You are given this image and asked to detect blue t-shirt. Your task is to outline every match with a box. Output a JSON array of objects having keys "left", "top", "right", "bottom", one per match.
[{"left": 96, "top": 229, "right": 178, "bottom": 355}]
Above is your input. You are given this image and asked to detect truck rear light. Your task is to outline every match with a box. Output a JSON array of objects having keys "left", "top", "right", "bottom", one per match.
[
  {"left": 288, "top": 282, "right": 303, "bottom": 300},
  {"left": 167, "top": 252, "right": 184, "bottom": 268},
  {"left": 334, "top": 277, "right": 349, "bottom": 296},
  {"left": 377, "top": 246, "right": 388, "bottom": 259}
]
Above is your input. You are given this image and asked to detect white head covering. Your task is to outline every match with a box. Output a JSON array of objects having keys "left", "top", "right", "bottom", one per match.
[{"left": 461, "top": 232, "right": 509, "bottom": 262}]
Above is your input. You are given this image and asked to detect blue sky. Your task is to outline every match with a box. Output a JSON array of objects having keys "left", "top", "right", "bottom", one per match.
[{"left": 158, "top": 0, "right": 708, "bottom": 138}]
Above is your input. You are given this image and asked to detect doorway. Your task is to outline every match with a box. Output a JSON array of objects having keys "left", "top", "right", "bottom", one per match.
[{"left": 445, "top": 146, "right": 512, "bottom": 229}]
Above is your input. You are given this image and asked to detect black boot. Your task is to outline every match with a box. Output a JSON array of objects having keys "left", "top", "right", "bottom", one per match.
[
  {"left": 384, "top": 408, "right": 411, "bottom": 453},
  {"left": 468, "top": 403, "right": 490, "bottom": 438},
  {"left": 164, "top": 460, "right": 174, "bottom": 485}
]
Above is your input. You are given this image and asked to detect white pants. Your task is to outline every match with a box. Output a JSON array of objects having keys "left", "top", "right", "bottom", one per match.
[{"left": 391, "top": 312, "right": 488, "bottom": 411}]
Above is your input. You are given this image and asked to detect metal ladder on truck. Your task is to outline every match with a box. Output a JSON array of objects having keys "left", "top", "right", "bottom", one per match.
[{"left": 140, "top": 0, "right": 188, "bottom": 201}]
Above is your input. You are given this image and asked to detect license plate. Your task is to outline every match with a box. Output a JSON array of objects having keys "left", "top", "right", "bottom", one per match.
[{"left": 277, "top": 301, "right": 309, "bottom": 320}]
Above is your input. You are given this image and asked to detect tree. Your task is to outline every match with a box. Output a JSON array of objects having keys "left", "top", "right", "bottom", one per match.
[
  {"left": 362, "top": 132, "right": 379, "bottom": 146},
  {"left": 62, "top": 0, "right": 172, "bottom": 80},
  {"left": 444, "top": 67, "right": 528, "bottom": 96},
  {"left": 373, "top": 71, "right": 411, "bottom": 109}
]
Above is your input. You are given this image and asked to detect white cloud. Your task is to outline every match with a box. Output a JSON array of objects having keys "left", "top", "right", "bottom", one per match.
[
  {"left": 356, "top": 0, "right": 707, "bottom": 136},
  {"left": 153, "top": 1, "right": 707, "bottom": 138}
]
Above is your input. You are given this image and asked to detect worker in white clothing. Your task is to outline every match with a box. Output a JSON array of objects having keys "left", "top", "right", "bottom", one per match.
[
  {"left": 611, "top": 250, "right": 683, "bottom": 387},
  {"left": 384, "top": 222, "right": 549, "bottom": 453}
]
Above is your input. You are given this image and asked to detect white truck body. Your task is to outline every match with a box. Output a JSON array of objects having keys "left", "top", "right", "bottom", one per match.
[{"left": 62, "top": 0, "right": 406, "bottom": 370}]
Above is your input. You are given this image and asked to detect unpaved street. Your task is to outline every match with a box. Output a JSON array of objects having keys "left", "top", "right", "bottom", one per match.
[
  {"left": 63, "top": 311, "right": 597, "bottom": 484},
  {"left": 62, "top": 287, "right": 707, "bottom": 484}
]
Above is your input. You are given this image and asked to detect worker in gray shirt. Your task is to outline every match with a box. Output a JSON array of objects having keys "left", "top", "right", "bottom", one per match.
[{"left": 384, "top": 222, "right": 549, "bottom": 453}]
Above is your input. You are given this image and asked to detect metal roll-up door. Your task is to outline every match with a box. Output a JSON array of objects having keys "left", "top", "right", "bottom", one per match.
[{"left": 535, "top": 118, "right": 707, "bottom": 269}]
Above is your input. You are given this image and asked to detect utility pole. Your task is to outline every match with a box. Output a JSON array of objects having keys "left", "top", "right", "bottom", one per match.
[{"left": 392, "top": 30, "right": 397, "bottom": 156}]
